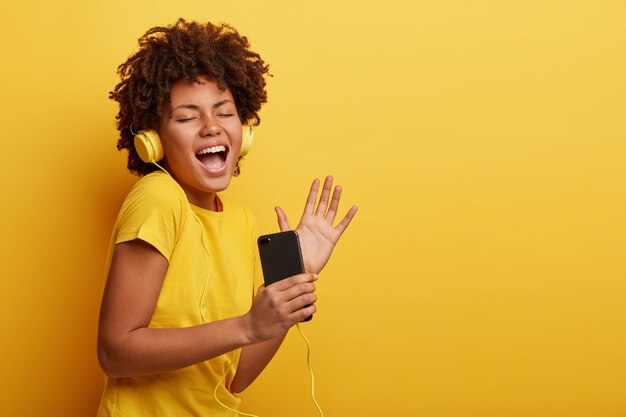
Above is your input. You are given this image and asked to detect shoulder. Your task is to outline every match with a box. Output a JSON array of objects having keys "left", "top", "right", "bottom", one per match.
[
  {"left": 122, "top": 172, "right": 188, "bottom": 215},
  {"left": 114, "top": 172, "right": 190, "bottom": 260},
  {"left": 130, "top": 172, "right": 186, "bottom": 201},
  {"left": 117, "top": 171, "right": 190, "bottom": 229}
]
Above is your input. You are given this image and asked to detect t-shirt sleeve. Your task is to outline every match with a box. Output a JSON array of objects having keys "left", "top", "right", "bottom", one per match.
[{"left": 114, "top": 175, "right": 188, "bottom": 261}]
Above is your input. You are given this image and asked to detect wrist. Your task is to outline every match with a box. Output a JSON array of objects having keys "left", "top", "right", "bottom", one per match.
[
  {"left": 304, "top": 262, "right": 317, "bottom": 275},
  {"left": 237, "top": 313, "right": 258, "bottom": 346}
]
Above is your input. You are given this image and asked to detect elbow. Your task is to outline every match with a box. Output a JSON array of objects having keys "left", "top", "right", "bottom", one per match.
[
  {"left": 229, "top": 383, "right": 246, "bottom": 394},
  {"left": 97, "top": 339, "right": 127, "bottom": 379},
  {"left": 229, "top": 377, "right": 251, "bottom": 394},
  {"left": 97, "top": 344, "right": 119, "bottom": 378}
]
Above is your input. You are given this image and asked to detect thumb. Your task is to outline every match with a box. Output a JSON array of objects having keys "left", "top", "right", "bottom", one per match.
[{"left": 275, "top": 206, "right": 291, "bottom": 232}]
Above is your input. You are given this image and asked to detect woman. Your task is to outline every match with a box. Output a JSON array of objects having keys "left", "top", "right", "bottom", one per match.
[{"left": 97, "top": 19, "right": 357, "bottom": 416}]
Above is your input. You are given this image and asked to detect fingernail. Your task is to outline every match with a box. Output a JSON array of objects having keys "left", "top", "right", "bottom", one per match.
[{"left": 313, "top": 274, "right": 319, "bottom": 280}]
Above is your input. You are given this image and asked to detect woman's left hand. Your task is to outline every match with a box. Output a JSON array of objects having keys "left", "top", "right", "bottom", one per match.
[{"left": 275, "top": 176, "right": 358, "bottom": 274}]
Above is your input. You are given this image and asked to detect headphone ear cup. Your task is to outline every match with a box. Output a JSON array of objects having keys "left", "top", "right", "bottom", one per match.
[
  {"left": 240, "top": 125, "right": 254, "bottom": 156},
  {"left": 134, "top": 129, "right": 164, "bottom": 163}
]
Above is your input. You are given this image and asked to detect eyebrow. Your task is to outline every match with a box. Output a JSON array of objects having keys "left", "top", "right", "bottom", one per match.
[{"left": 172, "top": 100, "right": 234, "bottom": 111}]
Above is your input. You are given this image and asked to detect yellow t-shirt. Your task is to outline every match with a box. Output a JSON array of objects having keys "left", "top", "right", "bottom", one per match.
[{"left": 98, "top": 172, "right": 259, "bottom": 417}]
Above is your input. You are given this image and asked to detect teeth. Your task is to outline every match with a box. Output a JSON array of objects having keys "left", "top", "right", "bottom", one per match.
[{"left": 196, "top": 145, "right": 226, "bottom": 155}]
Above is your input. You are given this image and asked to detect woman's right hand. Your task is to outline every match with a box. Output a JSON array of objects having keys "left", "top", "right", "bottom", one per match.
[{"left": 245, "top": 273, "right": 318, "bottom": 342}]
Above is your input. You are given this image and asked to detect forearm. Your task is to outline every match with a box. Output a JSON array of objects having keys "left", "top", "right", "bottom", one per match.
[
  {"left": 99, "top": 241, "right": 316, "bottom": 380},
  {"left": 230, "top": 332, "right": 288, "bottom": 393},
  {"left": 98, "top": 315, "right": 254, "bottom": 378}
]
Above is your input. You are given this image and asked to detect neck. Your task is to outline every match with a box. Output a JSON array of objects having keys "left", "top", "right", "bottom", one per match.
[
  {"left": 186, "top": 190, "right": 221, "bottom": 211},
  {"left": 154, "top": 165, "right": 222, "bottom": 212}
]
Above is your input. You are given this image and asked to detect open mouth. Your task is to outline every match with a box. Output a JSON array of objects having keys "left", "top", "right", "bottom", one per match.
[{"left": 196, "top": 145, "right": 228, "bottom": 170}]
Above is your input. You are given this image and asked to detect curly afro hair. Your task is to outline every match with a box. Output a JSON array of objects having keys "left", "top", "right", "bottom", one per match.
[{"left": 110, "top": 19, "right": 270, "bottom": 176}]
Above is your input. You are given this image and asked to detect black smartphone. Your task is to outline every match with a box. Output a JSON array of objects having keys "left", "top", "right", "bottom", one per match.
[{"left": 257, "top": 230, "right": 312, "bottom": 321}]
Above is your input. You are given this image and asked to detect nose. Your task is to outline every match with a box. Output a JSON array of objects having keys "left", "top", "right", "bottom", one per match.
[{"left": 199, "top": 116, "right": 222, "bottom": 137}]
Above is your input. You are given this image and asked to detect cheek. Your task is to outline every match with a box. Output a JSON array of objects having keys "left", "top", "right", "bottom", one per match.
[
  {"left": 161, "top": 141, "right": 191, "bottom": 168},
  {"left": 162, "top": 128, "right": 192, "bottom": 151},
  {"left": 229, "top": 128, "right": 243, "bottom": 147}
]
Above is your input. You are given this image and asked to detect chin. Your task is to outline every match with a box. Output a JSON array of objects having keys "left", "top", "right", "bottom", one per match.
[{"left": 209, "top": 175, "right": 233, "bottom": 192}]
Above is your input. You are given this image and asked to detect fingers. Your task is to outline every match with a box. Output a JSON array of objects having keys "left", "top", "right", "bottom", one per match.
[
  {"left": 249, "top": 276, "right": 318, "bottom": 341},
  {"left": 274, "top": 206, "right": 291, "bottom": 232},
  {"left": 285, "top": 291, "right": 318, "bottom": 316},
  {"left": 307, "top": 176, "right": 351, "bottom": 224},
  {"left": 325, "top": 184, "right": 342, "bottom": 224},
  {"left": 268, "top": 273, "right": 317, "bottom": 292},
  {"left": 294, "top": 304, "right": 317, "bottom": 322},
  {"left": 282, "top": 281, "right": 317, "bottom": 304},
  {"left": 268, "top": 273, "right": 316, "bottom": 300},
  {"left": 310, "top": 175, "right": 357, "bottom": 231},
  {"left": 314, "top": 176, "right": 334, "bottom": 216},
  {"left": 334, "top": 205, "right": 358, "bottom": 236},
  {"left": 263, "top": 273, "right": 318, "bottom": 319},
  {"left": 303, "top": 179, "right": 320, "bottom": 215},
  {"left": 300, "top": 174, "right": 357, "bottom": 230}
]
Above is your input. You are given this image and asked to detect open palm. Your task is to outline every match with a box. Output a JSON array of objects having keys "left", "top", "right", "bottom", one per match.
[{"left": 275, "top": 176, "right": 358, "bottom": 274}]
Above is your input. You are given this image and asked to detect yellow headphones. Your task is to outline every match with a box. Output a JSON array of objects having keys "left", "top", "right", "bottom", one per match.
[{"left": 134, "top": 125, "right": 254, "bottom": 164}]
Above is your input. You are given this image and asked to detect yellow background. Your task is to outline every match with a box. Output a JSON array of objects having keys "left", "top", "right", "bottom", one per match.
[{"left": 1, "top": 0, "right": 625, "bottom": 416}]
